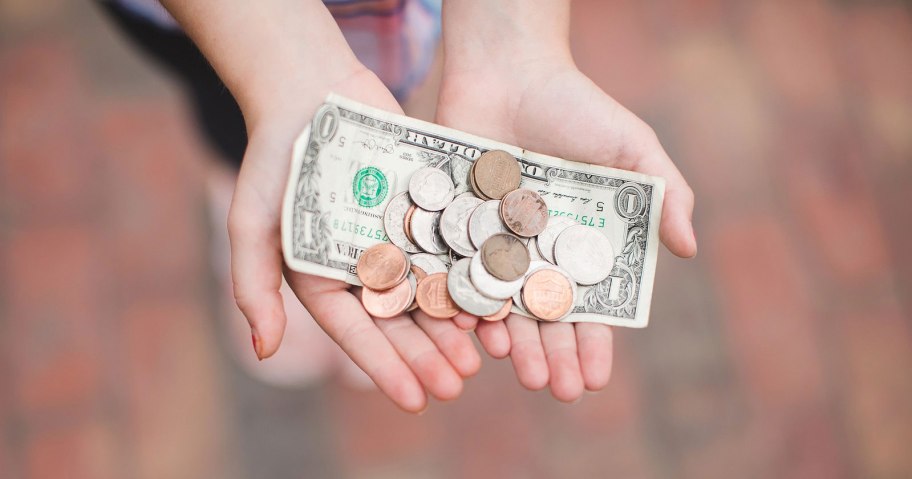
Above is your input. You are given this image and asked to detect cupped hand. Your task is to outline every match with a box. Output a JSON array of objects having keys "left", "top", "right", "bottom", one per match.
[
  {"left": 436, "top": 57, "right": 697, "bottom": 402},
  {"left": 230, "top": 67, "right": 481, "bottom": 413}
]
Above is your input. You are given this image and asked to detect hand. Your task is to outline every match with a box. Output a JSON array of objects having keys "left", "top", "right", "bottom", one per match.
[
  {"left": 435, "top": 55, "right": 697, "bottom": 402},
  {"left": 230, "top": 67, "right": 481, "bottom": 413}
]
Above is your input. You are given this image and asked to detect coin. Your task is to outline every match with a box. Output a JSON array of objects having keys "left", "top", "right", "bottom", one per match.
[
  {"left": 410, "top": 208, "right": 449, "bottom": 254},
  {"left": 536, "top": 216, "right": 576, "bottom": 264},
  {"left": 480, "top": 233, "right": 530, "bottom": 282},
  {"left": 356, "top": 243, "right": 409, "bottom": 290},
  {"left": 415, "top": 273, "right": 461, "bottom": 318},
  {"left": 410, "top": 253, "right": 448, "bottom": 275},
  {"left": 522, "top": 268, "right": 575, "bottom": 321},
  {"left": 361, "top": 277, "right": 414, "bottom": 318},
  {"left": 467, "top": 200, "right": 510, "bottom": 249},
  {"left": 408, "top": 167, "right": 455, "bottom": 211},
  {"left": 500, "top": 189, "right": 548, "bottom": 237},
  {"left": 446, "top": 258, "right": 508, "bottom": 316},
  {"left": 468, "top": 161, "right": 491, "bottom": 200},
  {"left": 403, "top": 204, "right": 417, "bottom": 243},
  {"left": 405, "top": 270, "right": 421, "bottom": 311},
  {"left": 448, "top": 154, "right": 474, "bottom": 196},
  {"left": 383, "top": 192, "right": 422, "bottom": 254},
  {"left": 512, "top": 260, "right": 550, "bottom": 313},
  {"left": 472, "top": 150, "right": 521, "bottom": 200},
  {"left": 440, "top": 196, "right": 484, "bottom": 257},
  {"left": 469, "top": 252, "right": 524, "bottom": 300},
  {"left": 480, "top": 298, "right": 513, "bottom": 322},
  {"left": 553, "top": 224, "right": 615, "bottom": 285},
  {"left": 527, "top": 236, "right": 546, "bottom": 262}
]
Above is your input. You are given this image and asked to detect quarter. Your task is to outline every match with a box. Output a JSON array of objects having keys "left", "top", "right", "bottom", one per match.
[
  {"left": 408, "top": 167, "right": 455, "bottom": 211},
  {"left": 446, "top": 258, "right": 508, "bottom": 316},
  {"left": 410, "top": 207, "right": 449, "bottom": 254},
  {"left": 439, "top": 196, "right": 484, "bottom": 257},
  {"left": 467, "top": 200, "right": 510, "bottom": 249},
  {"left": 553, "top": 224, "right": 615, "bottom": 285}
]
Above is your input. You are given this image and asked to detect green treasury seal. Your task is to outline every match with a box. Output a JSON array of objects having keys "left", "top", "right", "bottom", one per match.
[{"left": 352, "top": 166, "right": 388, "bottom": 208}]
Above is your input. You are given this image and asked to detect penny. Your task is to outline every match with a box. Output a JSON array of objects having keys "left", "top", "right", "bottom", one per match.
[
  {"left": 513, "top": 260, "right": 550, "bottom": 313},
  {"left": 467, "top": 200, "right": 510, "bottom": 249},
  {"left": 536, "top": 216, "right": 576, "bottom": 264},
  {"left": 472, "top": 150, "right": 521, "bottom": 200},
  {"left": 553, "top": 224, "right": 615, "bottom": 285},
  {"left": 522, "top": 268, "right": 575, "bottom": 321},
  {"left": 356, "top": 243, "right": 409, "bottom": 290},
  {"left": 410, "top": 253, "right": 448, "bottom": 275},
  {"left": 383, "top": 192, "right": 421, "bottom": 254},
  {"left": 500, "top": 189, "right": 548, "bottom": 237},
  {"left": 410, "top": 207, "right": 449, "bottom": 254},
  {"left": 468, "top": 161, "right": 491, "bottom": 200},
  {"left": 410, "top": 265, "right": 428, "bottom": 281},
  {"left": 480, "top": 233, "right": 530, "bottom": 282},
  {"left": 408, "top": 167, "right": 455, "bottom": 211},
  {"left": 469, "top": 252, "right": 524, "bottom": 300},
  {"left": 361, "top": 278, "right": 414, "bottom": 319},
  {"left": 415, "top": 273, "right": 461, "bottom": 318},
  {"left": 403, "top": 204, "right": 417, "bottom": 243},
  {"left": 440, "top": 196, "right": 484, "bottom": 257},
  {"left": 446, "top": 258, "right": 508, "bottom": 316},
  {"left": 480, "top": 298, "right": 513, "bottom": 322}
]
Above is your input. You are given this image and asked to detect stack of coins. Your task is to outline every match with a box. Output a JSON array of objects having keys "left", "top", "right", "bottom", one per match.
[{"left": 356, "top": 150, "right": 616, "bottom": 321}]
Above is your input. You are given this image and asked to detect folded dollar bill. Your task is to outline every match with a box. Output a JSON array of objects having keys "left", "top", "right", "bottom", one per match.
[{"left": 282, "top": 94, "right": 665, "bottom": 328}]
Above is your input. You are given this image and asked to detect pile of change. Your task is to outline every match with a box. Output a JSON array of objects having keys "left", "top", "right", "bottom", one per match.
[
  {"left": 282, "top": 94, "right": 665, "bottom": 328},
  {"left": 357, "top": 151, "right": 619, "bottom": 322}
]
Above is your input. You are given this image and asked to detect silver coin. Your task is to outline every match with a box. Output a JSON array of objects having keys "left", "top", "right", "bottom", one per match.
[
  {"left": 469, "top": 253, "right": 524, "bottom": 300},
  {"left": 467, "top": 200, "right": 510, "bottom": 249},
  {"left": 527, "top": 236, "right": 546, "bottom": 262},
  {"left": 536, "top": 216, "right": 576, "bottom": 264},
  {"left": 408, "top": 167, "right": 455, "bottom": 211},
  {"left": 448, "top": 154, "right": 473, "bottom": 196},
  {"left": 410, "top": 208, "right": 449, "bottom": 254},
  {"left": 410, "top": 253, "right": 449, "bottom": 275},
  {"left": 440, "top": 196, "right": 484, "bottom": 257},
  {"left": 383, "top": 192, "right": 422, "bottom": 254},
  {"left": 553, "top": 225, "right": 615, "bottom": 285},
  {"left": 448, "top": 249, "right": 463, "bottom": 264},
  {"left": 405, "top": 272, "right": 419, "bottom": 311},
  {"left": 447, "top": 258, "right": 508, "bottom": 316}
]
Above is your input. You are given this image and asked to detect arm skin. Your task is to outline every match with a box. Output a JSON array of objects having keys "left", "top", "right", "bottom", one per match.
[
  {"left": 438, "top": 0, "right": 697, "bottom": 402},
  {"left": 159, "top": 0, "right": 484, "bottom": 413}
]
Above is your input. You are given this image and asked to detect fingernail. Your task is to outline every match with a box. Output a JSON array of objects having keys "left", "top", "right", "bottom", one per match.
[{"left": 251, "top": 329, "right": 263, "bottom": 360}]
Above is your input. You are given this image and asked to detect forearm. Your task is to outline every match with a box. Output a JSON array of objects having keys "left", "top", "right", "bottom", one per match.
[
  {"left": 160, "top": 0, "right": 362, "bottom": 129},
  {"left": 441, "top": 0, "right": 574, "bottom": 71}
]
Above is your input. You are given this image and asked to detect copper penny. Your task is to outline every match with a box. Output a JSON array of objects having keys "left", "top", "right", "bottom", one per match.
[
  {"left": 500, "top": 189, "right": 548, "bottom": 237},
  {"left": 522, "top": 268, "right": 575, "bottom": 321},
  {"left": 473, "top": 150, "right": 521, "bottom": 200},
  {"left": 480, "top": 298, "right": 513, "bottom": 322},
  {"left": 480, "top": 233, "right": 530, "bottom": 282},
  {"left": 361, "top": 279, "right": 414, "bottom": 319},
  {"left": 468, "top": 160, "right": 492, "bottom": 200},
  {"left": 410, "top": 264, "right": 428, "bottom": 281},
  {"left": 415, "top": 273, "right": 461, "bottom": 318},
  {"left": 403, "top": 204, "right": 418, "bottom": 243},
  {"left": 356, "top": 243, "right": 409, "bottom": 290}
]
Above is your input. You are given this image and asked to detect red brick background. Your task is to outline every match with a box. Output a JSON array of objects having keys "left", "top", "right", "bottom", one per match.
[{"left": 2, "top": 1, "right": 911, "bottom": 478}]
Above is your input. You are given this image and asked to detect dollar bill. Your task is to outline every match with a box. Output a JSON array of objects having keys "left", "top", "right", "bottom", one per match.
[{"left": 282, "top": 94, "right": 665, "bottom": 328}]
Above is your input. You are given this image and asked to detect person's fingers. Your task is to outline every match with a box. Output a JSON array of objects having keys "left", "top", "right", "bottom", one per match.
[
  {"left": 413, "top": 311, "right": 482, "bottom": 378},
  {"left": 475, "top": 319, "right": 511, "bottom": 359},
  {"left": 453, "top": 312, "right": 479, "bottom": 331},
  {"left": 374, "top": 314, "right": 466, "bottom": 401},
  {"left": 540, "top": 322, "right": 585, "bottom": 403},
  {"left": 286, "top": 273, "right": 427, "bottom": 412},
  {"left": 228, "top": 195, "right": 287, "bottom": 360},
  {"left": 505, "top": 314, "right": 549, "bottom": 390},
  {"left": 574, "top": 323, "right": 613, "bottom": 391}
]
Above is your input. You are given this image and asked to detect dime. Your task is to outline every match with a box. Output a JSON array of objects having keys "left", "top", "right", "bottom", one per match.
[
  {"left": 410, "top": 208, "right": 449, "bottom": 254},
  {"left": 356, "top": 243, "right": 409, "bottom": 290},
  {"left": 446, "top": 258, "right": 508, "bottom": 316},
  {"left": 553, "top": 224, "right": 615, "bottom": 285},
  {"left": 480, "top": 298, "right": 513, "bottom": 322},
  {"left": 536, "top": 216, "right": 576, "bottom": 264},
  {"left": 383, "top": 192, "right": 421, "bottom": 254},
  {"left": 408, "top": 167, "right": 455, "bottom": 211},
  {"left": 469, "top": 252, "right": 524, "bottom": 300},
  {"left": 473, "top": 150, "right": 521, "bottom": 200},
  {"left": 361, "top": 278, "right": 414, "bottom": 319},
  {"left": 403, "top": 205, "right": 417, "bottom": 243},
  {"left": 411, "top": 253, "right": 448, "bottom": 275},
  {"left": 415, "top": 273, "right": 461, "bottom": 318},
  {"left": 440, "top": 196, "right": 484, "bottom": 257},
  {"left": 480, "top": 233, "right": 530, "bottom": 282},
  {"left": 500, "top": 189, "right": 549, "bottom": 237},
  {"left": 406, "top": 270, "right": 421, "bottom": 311},
  {"left": 467, "top": 200, "right": 510, "bottom": 249},
  {"left": 522, "top": 268, "right": 575, "bottom": 321}
]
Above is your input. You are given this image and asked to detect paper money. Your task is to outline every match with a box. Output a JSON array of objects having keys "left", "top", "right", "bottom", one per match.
[{"left": 282, "top": 94, "right": 665, "bottom": 328}]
